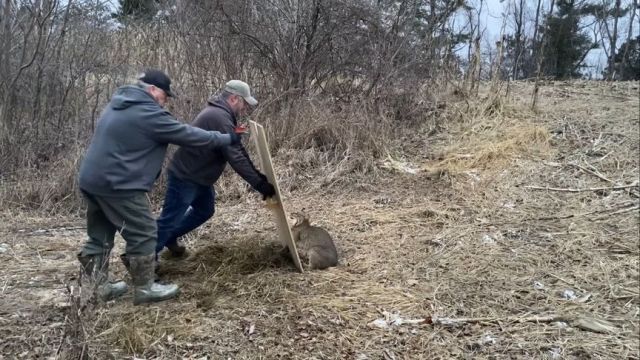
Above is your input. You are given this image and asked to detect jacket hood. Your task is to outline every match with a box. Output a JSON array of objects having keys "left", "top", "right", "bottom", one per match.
[
  {"left": 207, "top": 95, "right": 237, "bottom": 123},
  {"left": 111, "top": 85, "right": 156, "bottom": 110}
]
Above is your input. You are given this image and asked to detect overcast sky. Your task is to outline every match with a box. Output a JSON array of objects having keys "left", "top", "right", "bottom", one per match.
[{"left": 463, "top": 0, "right": 639, "bottom": 77}]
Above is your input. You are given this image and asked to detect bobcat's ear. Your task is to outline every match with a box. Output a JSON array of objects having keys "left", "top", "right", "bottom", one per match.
[{"left": 290, "top": 212, "right": 303, "bottom": 226}]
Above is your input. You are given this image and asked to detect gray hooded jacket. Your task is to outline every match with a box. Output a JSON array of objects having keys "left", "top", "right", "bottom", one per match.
[{"left": 79, "top": 85, "right": 232, "bottom": 196}]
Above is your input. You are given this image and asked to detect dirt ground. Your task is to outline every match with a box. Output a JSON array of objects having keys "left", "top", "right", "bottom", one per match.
[{"left": 0, "top": 81, "right": 638, "bottom": 359}]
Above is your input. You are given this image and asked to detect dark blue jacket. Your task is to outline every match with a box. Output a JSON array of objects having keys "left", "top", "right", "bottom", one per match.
[{"left": 169, "top": 96, "right": 266, "bottom": 189}]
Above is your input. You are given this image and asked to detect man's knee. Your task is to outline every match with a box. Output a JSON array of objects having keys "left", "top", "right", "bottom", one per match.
[
  {"left": 157, "top": 201, "right": 191, "bottom": 228},
  {"left": 193, "top": 203, "right": 215, "bottom": 221},
  {"left": 81, "top": 240, "right": 110, "bottom": 256},
  {"left": 125, "top": 235, "right": 157, "bottom": 256},
  {"left": 83, "top": 230, "right": 116, "bottom": 256}
]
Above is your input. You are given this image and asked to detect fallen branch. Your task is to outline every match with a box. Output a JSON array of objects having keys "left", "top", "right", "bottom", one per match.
[
  {"left": 431, "top": 315, "right": 560, "bottom": 326},
  {"left": 431, "top": 314, "right": 619, "bottom": 334},
  {"left": 568, "top": 163, "right": 638, "bottom": 198},
  {"left": 19, "top": 226, "right": 86, "bottom": 235},
  {"left": 489, "top": 202, "right": 638, "bottom": 224},
  {"left": 545, "top": 272, "right": 588, "bottom": 294},
  {"left": 592, "top": 205, "right": 639, "bottom": 220},
  {"left": 525, "top": 182, "right": 639, "bottom": 193},
  {"left": 569, "top": 163, "right": 613, "bottom": 183},
  {"left": 559, "top": 89, "right": 637, "bottom": 101},
  {"left": 529, "top": 202, "right": 637, "bottom": 221}
]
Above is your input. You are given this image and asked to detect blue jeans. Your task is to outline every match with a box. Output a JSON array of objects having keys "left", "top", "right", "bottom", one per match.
[{"left": 156, "top": 171, "right": 215, "bottom": 255}]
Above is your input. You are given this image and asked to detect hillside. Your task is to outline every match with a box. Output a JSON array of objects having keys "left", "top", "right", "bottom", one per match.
[{"left": 0, "top": 81, "right": 638, "bottom": 359}]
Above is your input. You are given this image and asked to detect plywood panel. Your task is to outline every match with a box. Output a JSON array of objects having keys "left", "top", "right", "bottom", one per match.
[{"left": 249, "top": 121, "right": 304, "bottom": 273}]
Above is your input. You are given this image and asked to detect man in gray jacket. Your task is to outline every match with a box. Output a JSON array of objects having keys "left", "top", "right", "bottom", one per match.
[
  {"left": 154, "top": 80, "right": 275, "bottom": 259},
  {"left": 77, "top": 69, "right": 239, "bottom": 305}
]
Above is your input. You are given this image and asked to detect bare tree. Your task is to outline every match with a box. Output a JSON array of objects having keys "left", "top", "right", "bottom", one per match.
[
  {"left": 512, "top": 0, "right": 526, "bottom": 79},
  {"left": 608, "top": 0, "right": 622, "bottom": 79},
  {"left": 464, "top": 0, "right": 483, "bottom": 95},
  {"left": 618, "top": 0, "right": 638, "bottom": 79},
  {"left": 0, "top": 0, "right": 475, "bottom": 208},
  {"left": 522, "top": 0, "right": 543, "bottom": 80},
  {"left": 0, "top": 0, "right": 120, "bottom": 171},
  {"left": 594, "top": 0, "right": 626, "bottom": 80},
  {"left": 531, "top": 0, "right": 555, "bottom": 110}
]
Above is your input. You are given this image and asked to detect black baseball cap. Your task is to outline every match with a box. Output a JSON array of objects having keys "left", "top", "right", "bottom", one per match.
[{"left": 138, "top": 69, "right": 175, "bottom": 97}]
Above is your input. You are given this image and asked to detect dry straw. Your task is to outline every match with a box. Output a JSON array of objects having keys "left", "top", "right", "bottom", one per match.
[{"left": 0, "top": 81, "right": 638, "bottom": 359}]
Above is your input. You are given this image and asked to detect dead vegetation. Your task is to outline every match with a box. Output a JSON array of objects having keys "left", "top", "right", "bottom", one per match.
[{"left": 0, "top": 81, "right": 638, "bottom": 359}]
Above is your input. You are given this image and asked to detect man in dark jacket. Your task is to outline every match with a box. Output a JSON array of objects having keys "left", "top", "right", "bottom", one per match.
[
  {"left": 77, "top": 69, "right": 239, "bottom": 305},
  {"left": 155, "top": 80, "right": 275, "bottom": 258}
]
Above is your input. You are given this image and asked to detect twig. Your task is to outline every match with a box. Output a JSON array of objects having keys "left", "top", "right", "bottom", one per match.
[
  {"left": 557, "top": 89, "right": 637, "bottom": 100},
  {"left": 568, "top": 163, "right": 638, "bottom": 197},
  {"left": 55, "top": 314, "right": 69, "bottom": 356},
  {"left": 525, "top": 182, "right": 638, "bottom": 193},
  {"left": 524, "top": 202, "right": 637, "bottom": 221},
  {"left": 545, "top": 273, "right": 588, "bottom": 294},
  {"left": 431, "top": 315, "right": 564, "bottom": 326},
  {"left": 569, "top": 163, "right": 613, "bottom": 183},
  {"left": 21, "top": 226, "right": 86, "bottom": 235},
  {"left": 431, "top": 314, "right": 619, "bottom": 333},
  {"left": 592, "top": 205, "right": 639, "bottom": 221},
  {"left": 531, "top": 209, "right": 605, "bottom": 221}
]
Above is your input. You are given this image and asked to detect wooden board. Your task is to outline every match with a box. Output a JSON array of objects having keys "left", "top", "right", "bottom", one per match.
[{"left": 249, "top": 120, "right": 304, "bottom": 273}]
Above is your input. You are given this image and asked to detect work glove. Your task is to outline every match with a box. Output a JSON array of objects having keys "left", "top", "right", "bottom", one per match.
[
  {"left": 229, "top": 124, "right": 249, "bottom": 145},
  {"left": 255, "top": 180, "right": 276, "bottom": 200}
]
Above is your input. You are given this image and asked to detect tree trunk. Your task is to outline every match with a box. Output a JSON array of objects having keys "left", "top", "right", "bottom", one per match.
[
  {"left": 619, "top": 0, "right": 637, "bottom": 79},
  {"left": 530, "top": 0, "right": 543, "bottom": 78},
  {"left": 0, "top": 0, "right": 11, "bottom": 85},
  {"left": 532, "top": 0, "right": 555, "bottom": 110},
  {"left": 532, "top": 0, "right": 542, "bottom": 47},
  {"left": 512, "top": 0, "right": 525, "bottom": 80},
  {"left": 0, "top": 0, "right": 12, "bottom": 140},
  {"left": 607, "top": 0, "right": 622, "bottom": 80}
]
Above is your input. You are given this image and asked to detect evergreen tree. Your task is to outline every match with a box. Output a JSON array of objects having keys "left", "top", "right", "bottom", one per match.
[
  {"left": 606, "top": 35, "right": 640, "bottom": 80},
  {"left": 113, "top": 0, "right": 157, "bottom": 23},
  {"left": 540, "top": 0, "right": 598, "bottom": 79}
]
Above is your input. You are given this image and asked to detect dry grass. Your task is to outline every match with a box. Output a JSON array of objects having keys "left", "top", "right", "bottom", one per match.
[
  {"left": 430, "top": 124, "right": 552, "bottom": 174},
  {"left": 0, "top": 144, "right": 85, "bottom": 213},
  {"left": 0, "top": 81, "right": 638, "bottom": 359}
]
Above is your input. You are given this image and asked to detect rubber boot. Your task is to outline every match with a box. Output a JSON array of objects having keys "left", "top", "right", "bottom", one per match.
[
  {"left": 126, "top": 254, "right": 179, "bottom": 305},
  {"left": 77, "top": 252, "right": 128, "bottom": 301},
  {"left": 121, "top": 253, "right": 161, "bottom": 282}
]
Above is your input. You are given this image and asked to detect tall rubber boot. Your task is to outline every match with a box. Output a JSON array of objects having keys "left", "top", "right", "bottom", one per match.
[
  {"left": 126, "top": 254, "right": 179, "bottom": 305},
  {"left": 77, "top": 252, "right": 128, "bottom": 301},
  {"left": 120, "top": 253, "right": 161, "bottom": 282}
]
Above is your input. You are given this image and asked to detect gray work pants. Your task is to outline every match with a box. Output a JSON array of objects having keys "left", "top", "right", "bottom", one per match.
[{"left": 80, "top": 190, "right": 157, "bottom": 257}]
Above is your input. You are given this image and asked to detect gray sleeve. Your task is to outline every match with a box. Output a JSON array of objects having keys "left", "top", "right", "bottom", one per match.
[{"left": 147, "top": 109, "right": 231, "bottom": 148}]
